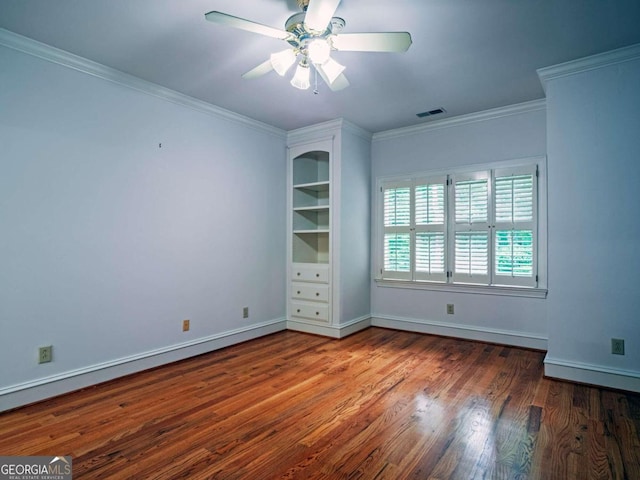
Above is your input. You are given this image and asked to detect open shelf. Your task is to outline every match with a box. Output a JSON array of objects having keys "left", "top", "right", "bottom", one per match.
[
  {"left": 292, "top": 232, "right": 329, "bottom": 264},
  {"left": 293, "top": 205, "right": 329, "bottom": 232},
  {"left": 293, "top": 181, "right": 330, "bottom": 191},
  {"left": 292, "top": 151, "right": 329, "bottom": 185},
  {"left": 293, "top": 182, "right": 329, "bottom": 209}
]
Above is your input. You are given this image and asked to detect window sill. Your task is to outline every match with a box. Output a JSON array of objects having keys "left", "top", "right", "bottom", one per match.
[{"left": 374, "top": 278, "right": 547, "bottom": 298}]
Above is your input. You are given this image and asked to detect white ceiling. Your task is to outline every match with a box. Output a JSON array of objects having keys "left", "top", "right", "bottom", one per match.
[{"left": 2, "top": 0, "right": 640, "bottom": 133}]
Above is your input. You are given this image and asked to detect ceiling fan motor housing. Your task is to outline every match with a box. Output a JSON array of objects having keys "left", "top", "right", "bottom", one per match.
[{"left": 285, "top": 12, "right": 345, "bottom": 50}]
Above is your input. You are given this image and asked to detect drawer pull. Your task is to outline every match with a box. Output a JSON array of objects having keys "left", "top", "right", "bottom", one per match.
[
  {"left": 296, "top": 272, "right": 301, "bottom": 276},
  {"left": 316, "top": 292, "right": 320, "bottom": 296},
  {"left": 297, "top": 309, "right": 301, "bottom": 313},
  {"left": 316, "top": 273, "right": 320, "bottom": 277},
  {"left": 316, "top": 312, "right": 319, "bottom": 315},
  {"left": 297, "top": 291, "right": 301, "bottom": 295}
]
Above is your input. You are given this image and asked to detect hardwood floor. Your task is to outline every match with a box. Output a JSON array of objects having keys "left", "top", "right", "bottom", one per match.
[{"left": 1, "top": 328, "right": 639, "bottom": 479}]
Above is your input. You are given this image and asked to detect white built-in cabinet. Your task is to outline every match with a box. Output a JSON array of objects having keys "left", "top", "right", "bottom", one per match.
[{"left": 287, "top": 120, "right": 372, "bottom": 337}]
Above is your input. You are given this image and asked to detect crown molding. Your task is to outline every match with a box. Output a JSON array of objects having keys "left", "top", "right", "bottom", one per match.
[
  {"left": 287, "top": 117, "right": 372, "bottom": 145},
  {"left": 372, "top": 99, "right": 546, "bottom": 142},
  {"left": 340, "top": 118, "right": 373, "bottom": 141},
  {"left": 537, "top": 43, "right": 640, "bottom": 93},
  {"left": 0, "top": 28, "right": 286, "bottom": 139},
  {"left": 287, "top": 118, "right": 343, "bottom": 144}
]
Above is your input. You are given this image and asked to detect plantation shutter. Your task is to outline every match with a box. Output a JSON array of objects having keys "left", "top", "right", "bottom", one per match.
[
  {"left": 382, "top": 180, "right": 412, "bottom": 280},
  {"left": 493, "top": 166, "right": 537, "bottom": 287},
  {"left": 451, "top": 172, "right": 490, "bottom": 284},
  {"left": 414, "top": 176, "right": 447, "bottom": 281}
]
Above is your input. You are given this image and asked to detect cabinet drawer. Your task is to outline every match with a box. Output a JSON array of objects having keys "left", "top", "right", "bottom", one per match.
[
  {"left": 291, "top": 302, "right": 329, "bottom": 322},
  {"left": 292, "top": 263, "right": 329, "bottom": 283},
  {"left": 292, "top": 283, "right": 329, "bottom": 302}
]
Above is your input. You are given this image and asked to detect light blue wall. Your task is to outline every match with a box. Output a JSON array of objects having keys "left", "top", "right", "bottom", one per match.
[
  {"left": 544, "top": 54, "right": 640, "bottom": 390},
  {"left": 338, "top": 125, "right": 371, "bottom": 324},
  {"left": 371, "top": 106, "right": 548, "bottom": 347},
  {"left": 0, "top": 42, "right": 287, "bottom": 407}
]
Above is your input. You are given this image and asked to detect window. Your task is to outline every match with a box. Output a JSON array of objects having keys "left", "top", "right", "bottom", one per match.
[
  {"left": 378, "top": 159, "right": 542, "bottom": 292},
  {"left": 383, "top": 181, "right": 411, "bottom": 278},
  {"left": 493, "top": 167, "right": 537, "bottom": 287},
  {"left": 451, "top": 172, "right": 490, "bottom": 285}
]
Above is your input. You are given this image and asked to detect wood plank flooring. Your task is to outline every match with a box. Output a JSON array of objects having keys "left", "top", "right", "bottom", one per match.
[{"left": 1, "top": 328, "right": 639, "bottom": 479}]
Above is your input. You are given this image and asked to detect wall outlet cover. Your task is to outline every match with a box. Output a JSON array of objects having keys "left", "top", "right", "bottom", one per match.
[
  {"left": 611, "top": 338, "right": 625, "bottom": 355},
  {"left": 38, "top": 346, "right": 52, "bottom": 364}
]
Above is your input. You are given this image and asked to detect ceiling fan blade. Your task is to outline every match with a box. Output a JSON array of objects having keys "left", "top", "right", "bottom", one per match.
[
  {"left": 316, "top": 65, "right": 350, "bottom": 91},
  {"left": 327, "top": 73, "right": 349, "bottom": 91},
  {"left": 205, "top": 11, "right": 292, "bottom": 40},
  {"left": 304, "top": 0, "right": 341, "bottom": 33},
  {"left": 332, "top": 32, "right": 412, "bottom": 52},
  {"left": 242, "top": 59, "right": 274, "bottom": 80}
]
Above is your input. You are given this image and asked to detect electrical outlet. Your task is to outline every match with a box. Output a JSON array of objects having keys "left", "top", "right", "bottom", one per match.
[
  {"left": 39, "top": 346, "right": 52, "bottom": 364},
  {"left": 611, "top": 338, "right": 625, "bottom": 355},
  {"left": 243, "top": 307, "right": 249, "bottom": 319},
  {"left": 182, "top": 319, "right": 190, "bottom": 332},
  {"left": 447, "top": 304, "right": 455, "bottom": 315}
]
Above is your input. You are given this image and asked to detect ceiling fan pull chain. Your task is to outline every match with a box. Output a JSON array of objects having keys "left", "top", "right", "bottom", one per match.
[{"left": 313, "top": 67, "right": 319, "bottom": 95}]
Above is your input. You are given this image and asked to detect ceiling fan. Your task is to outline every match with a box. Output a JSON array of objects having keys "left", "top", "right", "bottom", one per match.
[{"left": 204, "top": 0, "right": 412, "bottom": 92}]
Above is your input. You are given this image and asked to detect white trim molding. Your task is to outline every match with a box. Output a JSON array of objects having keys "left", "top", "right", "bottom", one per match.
[
  {"left": 287, "top": 118, "right": 372, "bottom": 145},
  {"left": 0, "top": 28, "right": 285, "bottom": 139},
  {"left": 544, "top": 356, "right": 640, "bottom": 393},
  {"left": 371, "top": 315, "right": 547, "bottom": 351},
  {"left": 537, "top": 43, "right": 640, "bottom": 92},
  {"left": 0, "top": 318, "right": 286, "bottom": 413},
  {"left": 372, "top": 99, "right": 546, "bottom": 142},
  {"left": 286, "top": 316, "right": 371, "bottom": 339},
  {"left": 375, "top": 279, "right": 547, "bottom": 299}
]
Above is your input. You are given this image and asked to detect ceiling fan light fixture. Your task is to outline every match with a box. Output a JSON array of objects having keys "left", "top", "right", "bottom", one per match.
[
  {"left": 270, "top": 49, "right": 297, "bottom": 76},
  {"left": 321, "top": 57, "right": 345, "bottom": 84},
  {"left": 290, "top": 62, "right": 311, "bottom": 90},
  {"left": 308, "top": 39, "right": 331, "bottom": 64},
  {"left": 206, "top": 1, "right": 412, "bottom": 93}
]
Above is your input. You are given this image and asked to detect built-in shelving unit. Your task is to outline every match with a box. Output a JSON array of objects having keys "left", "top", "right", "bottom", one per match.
[
  {"left": 292, "top": 151, "right": 330, "bottom": 264},
  {"left": 287, "top": 120, "right": 372, "bottom": 337}
]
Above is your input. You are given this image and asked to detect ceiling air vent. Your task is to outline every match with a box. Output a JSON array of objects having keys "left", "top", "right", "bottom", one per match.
[{"left": 416, "top": 107, "right": 446, "bottom": 118}]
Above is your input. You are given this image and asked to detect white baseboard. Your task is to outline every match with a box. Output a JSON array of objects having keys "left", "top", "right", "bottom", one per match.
[
  {"left": 0, "top": 319, "right": 286, "bottom": 413},
  {"left": 544, "top": 356, "right": 640, "bottom": 393},
  {"left": 5, "top": 315, "right": 635, "bottom": 412},
  {"left": 286, "top": 316, "right": 371, "bottom": 338},
  {"left": 371, "top": 315, "right": 547, "bottom": 350}
]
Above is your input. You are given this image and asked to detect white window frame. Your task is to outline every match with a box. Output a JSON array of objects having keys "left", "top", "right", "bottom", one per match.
[{"left": 374, "top": 156, "right": 547, "bottom": 298}]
